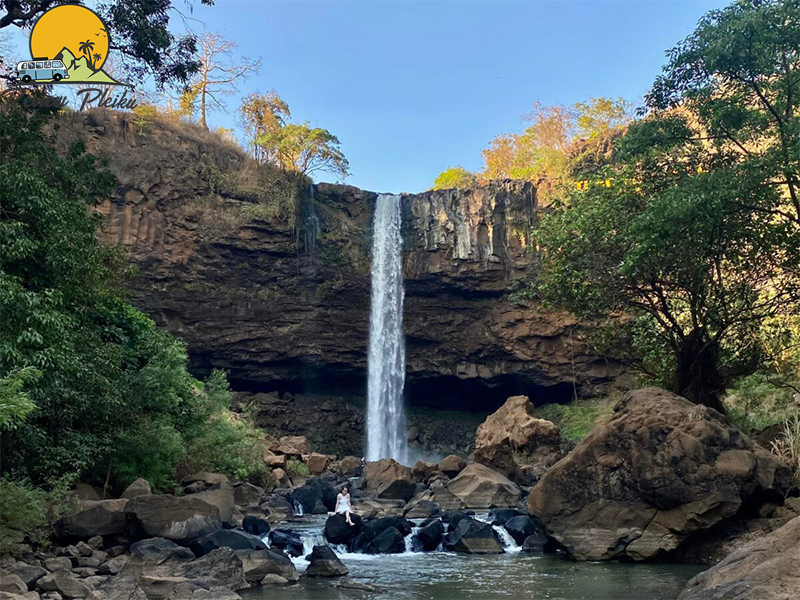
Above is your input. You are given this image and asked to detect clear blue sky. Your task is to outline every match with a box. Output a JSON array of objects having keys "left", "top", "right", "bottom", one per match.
[
  {"left": 7, "top": 1, "right": 728, "bottom": 192},
  {"left": 188, "top": 0, "right": 726, "bottom": 193}
]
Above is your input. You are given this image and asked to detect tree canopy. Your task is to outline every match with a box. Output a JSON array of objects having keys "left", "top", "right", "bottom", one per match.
[
  {"left": 532, "top": 0, "right": 800, "bottom": 411},
  {"left": 432, "top": 166, "right": 477, "bottom": 190}
]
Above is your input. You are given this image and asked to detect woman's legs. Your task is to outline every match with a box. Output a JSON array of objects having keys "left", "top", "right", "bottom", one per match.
[{"left": 345, "top": 510, "right": 353, "bottom": 526}]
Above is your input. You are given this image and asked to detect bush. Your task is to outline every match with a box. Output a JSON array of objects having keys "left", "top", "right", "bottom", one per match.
[
  {"left": 771, "top": 413, "right": 800, "bottom": 486},
  {"left": 536, "top": 398, "right": 614, "bottom": 443},
  {"left": 0, "top": 478, "right": 72, "bottom": 557},
  {"left": 286, "top": 458, "right": 309, "bottom": 478},
  {"left": 724, "top": 373, "right": 795, "bottom": 433}
]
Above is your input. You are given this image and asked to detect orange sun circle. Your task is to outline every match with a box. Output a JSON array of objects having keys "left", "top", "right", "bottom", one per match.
[{"left": 30, "top": 5, "right": 110, "bottom": 70}]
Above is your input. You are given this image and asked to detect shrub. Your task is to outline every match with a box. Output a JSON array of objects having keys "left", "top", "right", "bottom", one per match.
[
  {"left": 0, "top": 478, "right": 72, "bottom": 557},
  {"left": 286, "top": 458, "right": 309, "bottom": 478},
  {"left": 771, "top": 413, "right": 800, "bottom": 486}
]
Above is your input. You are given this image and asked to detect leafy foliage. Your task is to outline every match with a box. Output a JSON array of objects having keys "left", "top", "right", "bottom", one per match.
[
  {"left": 0, "top": 107, "right": 268, "bottom": 494},
  {"left": 0, "top": 477, "right": 73, "bottom": 557},
  {"left": 432, "top": 166, "right": 477, "bottom": 190},
  {"left": 258, "top": 122, "right": 350, "bottom": 181},
  {"left": 533, "top": 0, "right": 800, "bottom": 410}
]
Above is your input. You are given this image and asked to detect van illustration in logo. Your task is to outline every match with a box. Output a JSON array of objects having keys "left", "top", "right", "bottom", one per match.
[{"left": 17, "top": 4, "right": 127, "bottom": 86}]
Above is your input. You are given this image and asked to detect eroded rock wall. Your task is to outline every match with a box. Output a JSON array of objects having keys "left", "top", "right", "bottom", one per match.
[{"left": 65, "top": 112, "right": 626, "bottom": 425}]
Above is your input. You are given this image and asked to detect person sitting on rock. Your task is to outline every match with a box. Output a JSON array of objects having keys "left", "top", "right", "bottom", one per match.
[{"left": 336, "top": 486, "right": 355, "bottom": 526}]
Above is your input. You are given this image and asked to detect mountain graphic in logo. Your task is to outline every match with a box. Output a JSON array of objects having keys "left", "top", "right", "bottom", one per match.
[
  {"left": 17, "top": 4, "right": 129, "bottom": 87},
  {"left": 53, "top": 47, "right": 121, "bottom": 85}
]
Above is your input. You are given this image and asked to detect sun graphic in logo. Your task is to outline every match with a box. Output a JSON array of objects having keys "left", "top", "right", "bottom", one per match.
[{"left": 22, "top": 5, "right": 124, "bottom": 85}]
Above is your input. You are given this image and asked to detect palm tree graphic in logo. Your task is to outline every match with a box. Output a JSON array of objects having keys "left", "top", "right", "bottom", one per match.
[{"left": 23, "top": 5, "right": 127, "bottom": 85}]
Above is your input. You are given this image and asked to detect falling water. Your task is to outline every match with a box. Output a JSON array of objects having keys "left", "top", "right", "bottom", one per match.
[{"left": 366, "top": 194, "right": 408, "bottom": 463}]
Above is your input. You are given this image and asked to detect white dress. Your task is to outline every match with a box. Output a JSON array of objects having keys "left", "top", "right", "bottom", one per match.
[{"left": 336, "top": 493, "right": 352, "bottom": 514}]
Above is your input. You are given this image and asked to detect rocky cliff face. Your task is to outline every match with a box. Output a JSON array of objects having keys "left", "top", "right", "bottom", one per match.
[{"left": 64, "top": 112, "right": 626, "bottom": 430}]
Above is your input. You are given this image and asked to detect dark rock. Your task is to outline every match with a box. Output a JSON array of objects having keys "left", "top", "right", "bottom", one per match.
[
  {"left": 305, "top": 545, "right": 348, "bottom": 577},
  {"left": 503, "top": 515, "right": 538, "bottom": 545},
  {"left": 59, "top": 499, "right": 129, "bottom": 539},
  {"left": 363, "top": 527, "right": 405, "bottom": 554},
  {"left": 0, "top": 569, "right": 27, "bottom": 595},
  {"left": 8, "top": 562, "right": 47, "bottom": 589},
  {"left": 443, "top": 517, "right": 504, "bottom": 554},
  {"left": 36, "top": 571, "right": 92, "bottom": 598},
  {"left": 268, "top": 529, "right": 304, "bottom": 557},
  {"left": 415, "top": 519, "right": 444, "bottom": 551},
  {"left": 289, "top": 479, "right": 337, "bottom": 515},
  {"left": 44, "top": 557, "right": 72, "bottom": 572},
  {"left": 181, "top": 547, "right": 246, "bottom": 591},
  {"left": 521, "top": 532, "right": 552, "bottom": 553},
  {"left": 125, "top": 494, "right": 222, "bottom": 544},
  {"left": 488, "top": 508, "right": 521, "bottom": 526},
  {"left": 444, "top": 511, "right": 471, "bottom": 532},
  {"left": 232, "top": 483, "right": 264, "bottom": 507},
  {"left": 323, "top": 513, "right": 363, "bottom": 546},
  {"left": 241, "top": 516, "right": 270, "bottom": 537},
  {"left": 98, "top": 555, "right": 129, "bottom": 575},
  {"left": 259, "top": 495, "right": 294, "bottom": 522},
  {"left": 235, "top": 549, "right": 299, "bottom": 584},
  {"left": 128, "top": 537, "right": 196, "bottom": 571},
  {"left": 362, "top": 517, "right": 412, "bottom": 541},
  {"left": 190, "top": 529, "right": 267, "bottom": 556},
  {"left": 527, "top": 387, "right": 793, "bottom": 561}
]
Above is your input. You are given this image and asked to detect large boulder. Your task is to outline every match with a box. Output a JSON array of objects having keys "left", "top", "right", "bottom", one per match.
[
  {"left": 60, "top": 499, "right": 129, "bottom": 539},
  {"left": 678, "top": 516, "right": 800, "bottom": 600},
  {"left": 189, "top": 529, "right": 267, "bottom": 556},
  {"left": 269, "top": 529, "right": 305, "bottom": 557},
  {"left": 443, "top": 517, "right": 504, "bottom": 554},
  {"left": 363, "top": 459, "right": 416, "bottom": 501},
  {"left": 191, "top": 484, "right": 235, "bottom": 525},
  {"left": 403, "top": 491, "right": 442, "bottom": 519},
  {"left": 503, "top": 515, "right": 538, "bottom": 545},
  {"left": 304, "top": 453, "right": 329, "bottom": 475},
  {"left": 438, "top": 455, "right": 466, "bottom": 478},
  {"left": 338, "top": 456, "right": 362, "bottom": 477},
  {"left": 8, "top": 562, "right": 47, "bottom": 589},
  {"left": 235, "top": 549, "right": 299, "bottom": 584},
  {"left": 363, "top": 527, "right": 405, "bottom": 554},
  {"left": 124, "top": 537, "right": 196, "bottom": 577},
  {"left": 527, "top": 388, "right": 792, "bottom": 562},
  {"left": 121, "top": 478, "right": 152, "bottom": 499},
  {"left": 181, "top": 547, "right": 247, "bottom": 591},
  {"left": 289, "top": 479, "right": 337, "bottom": 515},
  {"left": 475, "top": 395, "right": 563, "bottom": 478},
  {"left": 125, "top": 494, "right": 222, "bottom": 544},
  {"left": 323, "top": 513, "right": 363, "bottom": 546},
  {"left": 0, "top": 569, "right": 27, "bottom": 595},
  {"left": 429, "top": 482, "right": 466, "bottom": 511},
  {"left": 241, "top": 516, "right": 270, "bottom": 537},
  {"left": 232, "top": 483, "right": 263, "bottom": 507},
  {"left": 270, "top": 436, "right": 311, "bottom": 457},
  {"left": 447, "top": 463, "right": 522, "bottom": 508},
  {"left": 415, "top": 519, "right": 444, "bottom": 551},
  {"left": 36, "top": 571, "right": 92, "bottom": 598},
  {"left": 304, "top": 546, "right": 348, "bottom": 577}
]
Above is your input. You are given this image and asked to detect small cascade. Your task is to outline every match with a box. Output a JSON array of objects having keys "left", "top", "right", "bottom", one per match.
[
  {"left": 404, "top": 526, "right": 421, "bottom": 554},
  {"left": 492, "top": 525, "right": 522, "bottom": 554},
  {"left": 293, "top": 500, "right": 305, "bottom": 517},
  {"left": 366, "top": 194, "right": 408, "bottom": 463}
]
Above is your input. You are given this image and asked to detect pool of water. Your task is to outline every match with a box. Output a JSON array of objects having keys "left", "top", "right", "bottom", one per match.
[{"left": 240, "top": 516, "right": 703, "bottom": 600}]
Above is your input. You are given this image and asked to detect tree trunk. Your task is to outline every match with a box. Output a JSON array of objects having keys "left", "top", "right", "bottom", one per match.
[
  {"left": 672, "top": 329, "right": 726, "bottom": 413},
  {"left": 200, "top": 84, "right": 208, "bottom": 129}
]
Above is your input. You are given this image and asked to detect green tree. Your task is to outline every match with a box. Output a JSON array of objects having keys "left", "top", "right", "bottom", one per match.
[
  {"left": 0, "top": 105, "right": 268, "bottom": 491},
  {"left": 533, "top": 0, "right": 800, "bottom": 411},
  {"left": 432, "top": 165, "right": 477, "bottom": 190},
  {"left": 238, "top": 90, "right": 291, "bottom": 163},
  {"left": 258, "top": 122, "right": 350, "bottom": 181}
]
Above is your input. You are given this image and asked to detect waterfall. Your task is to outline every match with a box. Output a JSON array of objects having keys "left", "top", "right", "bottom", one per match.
[{"left": 366, "top": 194, "right": 408, "bottom": 463}]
